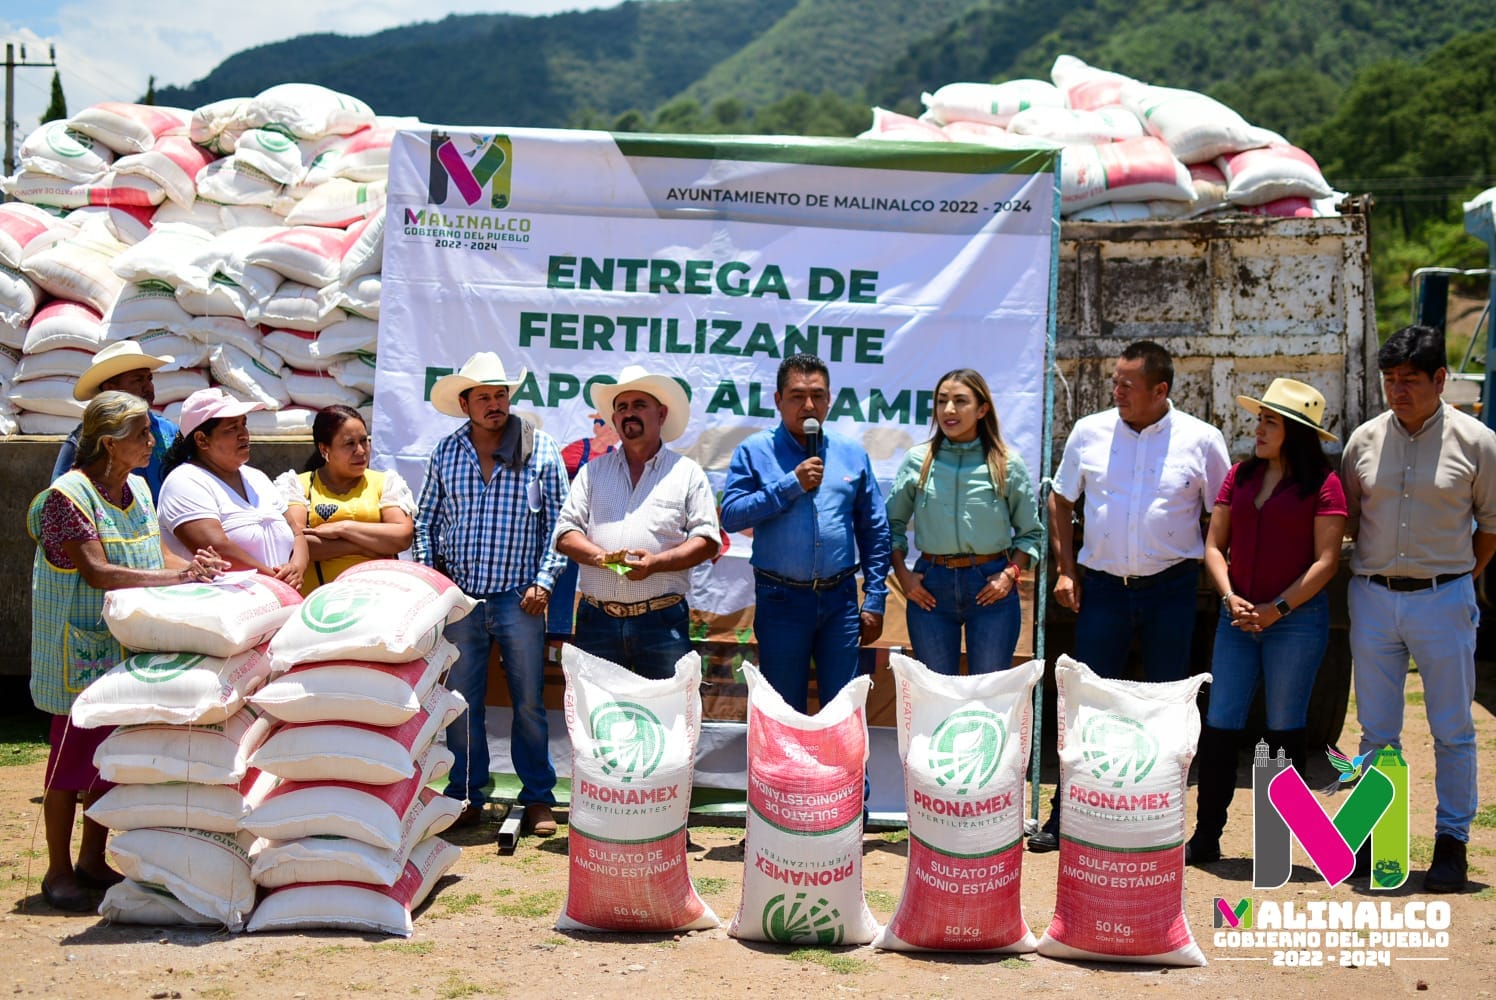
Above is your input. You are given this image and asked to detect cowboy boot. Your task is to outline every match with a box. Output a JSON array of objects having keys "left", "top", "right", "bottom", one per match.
[{"left": 1186, "top": 726, "right": 1242, "bottom": 865}]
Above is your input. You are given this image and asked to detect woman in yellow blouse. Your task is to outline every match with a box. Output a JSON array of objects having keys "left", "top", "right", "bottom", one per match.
[{"left": 277, "top": 405, "right": 415, "bottom": 595}]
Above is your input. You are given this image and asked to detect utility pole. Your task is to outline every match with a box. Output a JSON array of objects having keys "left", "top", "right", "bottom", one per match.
[{"left": 4, "top": 42, "right": 59, "bottom": 184}]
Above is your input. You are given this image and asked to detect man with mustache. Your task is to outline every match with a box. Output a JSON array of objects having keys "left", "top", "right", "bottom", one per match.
[
  {"left": 415, "top": 352, "right": 570, "bottom": 838},
  {"left": 553, "top": 364, "right": 720, "bottom": 678}
]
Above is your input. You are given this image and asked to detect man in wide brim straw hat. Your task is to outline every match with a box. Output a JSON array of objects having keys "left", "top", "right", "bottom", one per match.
[
  {"left": 412, "top": 350, "right": 570, "bottom": 840},
  {"left": 51, "top": 341, "right": 179, "bottom": 500},
  {"left": 1235, "top": 377, "right": 1338, "bottom": 441},
  {"left": 554, "top": 363, "right": 720, "bottom": 679}
]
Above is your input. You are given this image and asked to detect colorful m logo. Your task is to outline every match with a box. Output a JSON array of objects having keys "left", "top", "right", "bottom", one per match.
[
  {"left": 427, "top": 131, "right": 512, "bottom": 209},
  {"left": 1252, "top": 745, "right": 1409, "bottom": 890},
  {"left": 1213, "top": 897, "right": 1251, "bottom": 929}
]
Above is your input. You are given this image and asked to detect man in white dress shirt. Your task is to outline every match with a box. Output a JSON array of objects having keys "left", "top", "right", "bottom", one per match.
[
  {"left": 553, "top": 364, "right": 721, "bottom": 678},
  {"left": 1028, "top": 339, "right": 1230, "bottom": 852}
]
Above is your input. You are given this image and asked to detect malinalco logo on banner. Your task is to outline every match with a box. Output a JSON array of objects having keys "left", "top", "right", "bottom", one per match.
[{"left": 378, "top": 127, "right": 1060, "bottom": 635}]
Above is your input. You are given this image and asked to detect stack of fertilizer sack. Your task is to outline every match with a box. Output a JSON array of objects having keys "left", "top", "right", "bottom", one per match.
[
  {"left": 1, "top": 84, "right": 395, "bottom": 437},
  {"left": 859, "top": 54, "right": 1339, "bottom": 221},
  {"left": 242, "top": 559, "right": 472, "bottom": 936},
  {"left": 70, "top": 573, "right": 302, "bottom": 930}
]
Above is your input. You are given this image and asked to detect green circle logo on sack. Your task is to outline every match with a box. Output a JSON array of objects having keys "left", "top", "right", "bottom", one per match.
[
  {"left": 928, "top": 709, "right": 1006, "bottom": 794},
  {"left": 150, "top": 584, "right": 222, "bottom": 600},
  {"left": 126, "top": 652, "right": 207, "bottom": 682},
  {"left": 46, "top": 124, "right": 92, "bottom": 158},
  {"left": 589, "top": 702, "right": 665, "bottom": 781},
  {"left": 1079, "top": 712, "right": 1158, "bottom": 787},
  {"left": 255, "top": 130, "right": 295, "bottom": 152},
  {"left": 300, "top": 585, "right": 380, "bottom": 633},
  {"left": 762, "top": 892, "right": 843, "bottom": 945}
]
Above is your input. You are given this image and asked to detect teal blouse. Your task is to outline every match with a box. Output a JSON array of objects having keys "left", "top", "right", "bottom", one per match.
[{"left": 885, "top": 438, "right": 1044, "bottom": 564}]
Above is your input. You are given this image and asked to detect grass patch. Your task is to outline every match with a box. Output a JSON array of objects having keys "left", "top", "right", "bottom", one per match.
[
  {"left": 1474, "top": 886, "right": 1496, "bottom": 901},
  {"left": 199, "top": 989, "right": 235, "bottom": 1000},
  {"left": 439, "top": 891, "right": 485, "bottom": 916},
  {"left": 863, "top": 889, "right": 899, "bottom": 911},
  {"left": 879, "top": 828, "right": 909, "bottom": 844},
  {"left": 1406, "top": 691, "right": 1425, "bottom": 706},
  {"left": 787, "top": 949, "right": 869, "bottom": 975},
  {"left": 437, "top": 974, "right": 485, "bottom": 999},
  {"left": 493, "top": 888, "right": 563, "bottom": 919},
  {"left": 0, "top": 714, "right": 49, "bottom": 768},
  {"left": 999, "top": 957, "right": 1030, "bottom": 969},
  {"left": 1410, "top": 835, "right": 1436, "bottom": 864},
  {"left": 1473, "top": 805, "right": 1496, "bottom": 829},
  {"left": 372, "top": 941, "right": 434, "bottom": 956},
  {"left": 314, "top": 944, "right": 353, "bottom": 956},
  {"left": 692, "top": 876, "right": 731, "bottom": 896}
]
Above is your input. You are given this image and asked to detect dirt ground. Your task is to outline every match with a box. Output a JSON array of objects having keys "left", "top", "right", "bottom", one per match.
[{"left": 3, "top": 665, "right": 1493, "bottom": 1000}]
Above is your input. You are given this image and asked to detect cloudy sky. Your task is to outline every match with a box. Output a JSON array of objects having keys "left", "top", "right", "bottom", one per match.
[{"left": 0, "top": 1, "right": 623, "bottom": 147}]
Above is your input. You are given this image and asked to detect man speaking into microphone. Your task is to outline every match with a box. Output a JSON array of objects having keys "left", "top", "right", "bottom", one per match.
[{"left": 722, "top": 353, "right": 891, "bottom": 713}]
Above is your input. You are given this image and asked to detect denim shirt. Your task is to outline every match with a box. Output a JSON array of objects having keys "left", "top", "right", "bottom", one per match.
[{"left": 721, "top": 423, "right": 891, "bottom": 614}]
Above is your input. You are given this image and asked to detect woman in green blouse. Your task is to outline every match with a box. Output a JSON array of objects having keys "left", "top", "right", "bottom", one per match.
[{"left": 887, "top": 369, "right": 1044, "bottom": 673}]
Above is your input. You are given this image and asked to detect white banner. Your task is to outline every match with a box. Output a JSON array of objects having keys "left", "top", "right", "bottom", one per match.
[{"left": 377, "top": 128, "right": 1059, "bottom": 623}]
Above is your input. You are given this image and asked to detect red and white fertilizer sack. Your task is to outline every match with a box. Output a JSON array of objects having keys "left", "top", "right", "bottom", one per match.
[
  {"left": 107, "top": 827, "right": 257, "bottom": 932},
  {"left": 874, "top": 654, "right": 1043, "bottom": 953},
  {"left": 250, "top": 786, "right": 461, "bottom": 888},
  {"left": 248, "top": 683, "right": 465, "bottom": 784},
  {"left": 1121, "top": 84, "right": 1265, "bottom": 164},
  {"left": 249, "top": 640, "right": 456, "bottom": 725},
  {"left": 557, "top": 646, "right": 717, "bottom": 933},
  {"left": 70, "top": 644, "right": 274, "bottom": 729},
  {"left": 729, "top": 664, "right": 879, "bottom": 946},
  {"left": 246, "top": 835, "right": 459, "bottom": 937},
  {"left": 1036, "top": 655, "right": 1210, "bottom": 967},
  {"left": 921, "top": 80, "right": 1065, "bottom": 127},
  {"left": 267, "top": 560, "right": 477, "bottom": 670},
  {"left": 1061, "top": 136, "right": 1194, "bottom": 213},
  {"left": 242, "top": 743, "right": 454, "bottom": 850},
  {"left": 93, "top": 706, "right": 277, "bottom": 785},
  {"left": 1220, "top": 144, "right": 1334, "bottom": 206},
  {"left": 103, "top": 573, "right": 302, "bottom": 657}
]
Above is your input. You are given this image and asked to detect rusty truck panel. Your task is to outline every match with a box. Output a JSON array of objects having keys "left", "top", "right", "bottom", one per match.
[{"left": 1051, "top": 208, "right": 1376, "bottom": 467}]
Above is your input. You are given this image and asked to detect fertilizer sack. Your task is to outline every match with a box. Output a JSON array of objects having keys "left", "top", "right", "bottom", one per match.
[
  {"left": 71, "top": 644, "right": 274, "bottom": 729},
  {"left": 1036, "top": 655, "right": 1209, "bottom": 967},
  {"left": 728, "top": 664, "right": 879, "bottom": 946},
  {"left": 108, "top": 827, "right": 257, "bottom": 932},
  {"left": 874, "top": 654, "right": 1042, "bottom": 953},
  {"left": 267, "top": 560, "right": 476, "bottom": 670},
  {"left": 249, "top": 639, "right": 456, "bottom": 725},
  {"left": 557, "top": 645, "right": 717, "bottom": 933},
  {"left": 103, "top": 573, "right": 302, "bottom": 657},
  {"left": 246, "top": 835, "right": 458, "bottom": 937},
  {"left": 93, "top": 706, "right": 276, "bottom": 785}
]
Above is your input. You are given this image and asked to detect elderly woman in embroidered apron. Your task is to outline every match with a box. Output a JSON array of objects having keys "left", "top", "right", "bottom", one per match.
[
  {"left": 276, "top": 405, "right": 416, "bottom": 595},
  {"left": 887, "top": 369, "right": 1044, "bottom": 674},
  {"left": 156, "top": 388, "right": 309, "bottom": 587},
  {"left": 29, "top": 392, "right": 225, "bottom": 911}
]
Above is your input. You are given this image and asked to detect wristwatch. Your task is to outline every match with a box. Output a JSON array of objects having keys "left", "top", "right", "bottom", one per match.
[{"left": 1274, "top": 597, "right": 1292, "bottom": 618}]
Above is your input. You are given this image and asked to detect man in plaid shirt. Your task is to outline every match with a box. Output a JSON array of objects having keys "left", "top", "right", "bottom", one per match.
[{"left": 414, "top": 353, "right": 570, "bottom": 838}]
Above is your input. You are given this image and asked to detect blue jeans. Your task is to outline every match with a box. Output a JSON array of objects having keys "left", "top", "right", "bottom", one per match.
[
  {"left": 572, "top": 598, "right": 692, "bottom": 680},
  {"left": 1073, "top": 563, "right": 1199, "bottom": 681},
  {"left": 1206, "top": 590, "right": 1329, "bottom": 730},
  {"left": 752, "top": 573, "right": 863, "bottom": 713},
  {"left": 905, "top": 556, "right": 1021, "bottom": 674},
  {"left": 441, "top": 590, "right": 556, "bottom": 808},
  {"left": 1349, "top": 574, "right": 1479, "bottom": 841}
]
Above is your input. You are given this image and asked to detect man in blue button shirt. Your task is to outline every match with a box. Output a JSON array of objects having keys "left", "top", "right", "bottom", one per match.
[{"left": 721, "top": 354, "right": 892, "bottom": 713}]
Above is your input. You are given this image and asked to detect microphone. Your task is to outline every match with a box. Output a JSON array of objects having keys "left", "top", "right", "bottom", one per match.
[{"left": 803, "top": 418, "right": 821, "bottom": 459}]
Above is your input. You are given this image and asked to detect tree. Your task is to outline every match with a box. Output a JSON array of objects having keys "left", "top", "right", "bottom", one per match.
[
  {"left": 40, "top": 71, "right": 66, "bottom": 125},
  {"left": 141, "top": 75, "right": 157, "bottom": 105}
]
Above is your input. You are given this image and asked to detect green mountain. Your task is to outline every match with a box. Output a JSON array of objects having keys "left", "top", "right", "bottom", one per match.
[{"left": 153, "top": 0, "right": 1496, "bottom": 141}]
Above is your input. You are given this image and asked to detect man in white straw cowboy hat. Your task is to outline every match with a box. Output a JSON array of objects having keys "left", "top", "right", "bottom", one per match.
[
  {"left": 1343, "top": 324, "right": 1496, "bottom": 893},
  {"left": 51, "top": 341, "right": 178, "bottom": 500},
  {"left": 413, "top": 351, "right": 570, "bottom": 838},
  {"left": 553, "top": 364, "right": 720, "bottom": 678}
]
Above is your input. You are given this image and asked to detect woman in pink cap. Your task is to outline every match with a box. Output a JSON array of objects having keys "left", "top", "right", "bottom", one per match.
[{"left": 156, "top": 388, "right": 309, "bottom": 588}]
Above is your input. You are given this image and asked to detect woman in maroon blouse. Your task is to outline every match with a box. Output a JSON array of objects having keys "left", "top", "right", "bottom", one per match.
[{"left": 1187, "top": 378, "right": 1348, "bottom": 865}]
